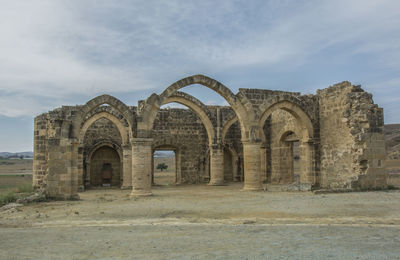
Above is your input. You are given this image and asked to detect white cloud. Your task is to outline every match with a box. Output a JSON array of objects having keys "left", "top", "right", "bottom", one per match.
[{"left": 0, "top": 0, "right": 399, "bottom": 118}]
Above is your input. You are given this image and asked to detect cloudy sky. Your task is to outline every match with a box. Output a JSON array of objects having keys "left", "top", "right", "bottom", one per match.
[{"left": 0, "top": 0, "right": 399, "bottom": 152}]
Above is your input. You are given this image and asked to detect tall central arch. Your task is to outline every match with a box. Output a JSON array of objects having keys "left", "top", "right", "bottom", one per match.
[
  {"left": 130, "top": 74, "right": 262, "bottom": 197},
  {"left": 139, "top": 75, "right": 253, "bottom": 137}
]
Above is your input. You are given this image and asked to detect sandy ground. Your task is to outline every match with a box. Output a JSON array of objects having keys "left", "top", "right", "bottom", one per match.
[{"left": 1, "top": 183, "right": 400, "bottom": 259}]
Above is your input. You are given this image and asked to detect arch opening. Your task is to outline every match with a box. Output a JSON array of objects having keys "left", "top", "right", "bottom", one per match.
[
  {"left": 258, "top": 100, "right": 314, "bottom": 143},
  {"left": 143, "top": 75, "right": 253, "bottom": 141},
  {"left": 261, "top": 107, "right": 315, "bottom": 187},
  {"left": 223, "top": 119, "right": 243, "bottom": 182},
  {"left": 152, "top": 102, "right": 210, "bottom": 184},
  {"left": 79, "top": 116, "right": 125, "bottom": 190},
  {"left": 73, "top": 94, "right": 133, "bottom": 140}
]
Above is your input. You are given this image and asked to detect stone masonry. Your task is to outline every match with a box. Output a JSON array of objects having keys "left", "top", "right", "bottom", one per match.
[{"left": 33, "top": 75, "right": 387, "bottom": 199}]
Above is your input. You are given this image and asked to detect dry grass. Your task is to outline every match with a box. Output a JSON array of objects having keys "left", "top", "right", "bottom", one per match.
[{"left": 0, "top": 159, "right": 32, "bottom": 175}]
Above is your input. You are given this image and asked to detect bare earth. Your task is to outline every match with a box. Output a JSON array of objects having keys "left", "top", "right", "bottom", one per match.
[{"left": 1, "top": 184, "right": 400, "bottom": 259}]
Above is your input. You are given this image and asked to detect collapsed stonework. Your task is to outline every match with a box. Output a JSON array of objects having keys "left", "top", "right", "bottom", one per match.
[{"left": 33, "top": 75, "right": 387, "bottom": 199}]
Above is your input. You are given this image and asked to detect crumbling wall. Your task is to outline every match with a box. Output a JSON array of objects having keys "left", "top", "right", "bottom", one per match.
[
  {"left": 318, "top": 82, "right": 386, "bottom": 189},
  {"left": 33, "top": 114, "right": 49, "bottom": 190}
]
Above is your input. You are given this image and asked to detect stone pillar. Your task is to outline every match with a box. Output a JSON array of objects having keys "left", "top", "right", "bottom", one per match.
[
  {"left": 242, "top": 141, "right": 263, "bottom": 191},
  {"left": 121, "top": 145, "right": 132, "bottom": 189},
  {"left": 208, "top": 144, "right": 224, "bottom": 185},
  {"left": 130, "top": 138, "right": 153, "bottom": 197},
  {"left": 260, "top": 144, "right": 267, "bottom": 183},
  {"left": 68, "top": 140, "right": 80, "bottom": 199},
  {"left": 77, "top": 145, "right": 85, "bottom": 192},
  {"left": 300, "top": 141, "right": 314, "bottom": 184}
]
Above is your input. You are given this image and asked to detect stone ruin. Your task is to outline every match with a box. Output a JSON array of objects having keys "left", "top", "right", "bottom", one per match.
[{"left": 33, "top": 75, "right": 387, "bottom": 199}]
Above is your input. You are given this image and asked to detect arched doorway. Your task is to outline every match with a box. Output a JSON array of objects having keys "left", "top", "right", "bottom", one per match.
[
  {"left": 88, "top": 145, "right": 121, "bottom": 187},
  {"left": 258, "top": 100, "right": 316, "bottom": 187},
  {"left": 275, "top": 131, "right": 301, "bottom": 183}
]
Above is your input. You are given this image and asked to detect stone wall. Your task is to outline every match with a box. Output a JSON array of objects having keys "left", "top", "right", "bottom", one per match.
[
  {"left": 317, "top": 82, "right": 387, "bottom": 189},
  {"left": 152, "top": 108, "right": 209, "bottom": 183}
]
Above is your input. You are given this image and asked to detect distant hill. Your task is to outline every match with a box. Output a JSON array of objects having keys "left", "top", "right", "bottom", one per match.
[
  {"left": 385, "top": 124, "right": 400, "bottom": 159},
  {"left": 0, "top": 152, "right": 33, "bottom": 159},
  {"left": 154, "top": 151, "right": 175, "bottom": 158}
]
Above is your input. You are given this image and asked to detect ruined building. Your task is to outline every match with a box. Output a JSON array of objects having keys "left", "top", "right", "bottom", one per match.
[{"left": 33, "top": 75, "right": 387, "bottom": 199}]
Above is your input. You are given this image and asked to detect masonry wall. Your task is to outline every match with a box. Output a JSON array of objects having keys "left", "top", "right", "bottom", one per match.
[
  {"left": 152, "top": 108, "right": 210, "bottom": 183},
  {"left": 317, "top": 82, "right": 387, "bottom": 189},
  {"left": 268, "top": 110, "right": 299, "bottom": 184},
  {"left": 33, "top": 114, "right": 48, "bottom": 190}
]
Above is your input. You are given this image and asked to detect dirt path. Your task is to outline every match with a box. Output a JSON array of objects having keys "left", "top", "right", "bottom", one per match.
[{"left": 1, "top": 184, "right": 400, "bottom": 259}]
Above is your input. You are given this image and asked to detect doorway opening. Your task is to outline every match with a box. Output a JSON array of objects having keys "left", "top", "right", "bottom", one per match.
[
  {"left": 152, "top": 149, "right": 176, "bottom": 185},
  {"left": 282, "top": 132, "right": 301, "bottom": 183},
  {"left": 88, "top": 145, "right": 121, "bottom": 187}
]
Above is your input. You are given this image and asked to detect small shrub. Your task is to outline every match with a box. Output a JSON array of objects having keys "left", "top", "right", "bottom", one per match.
[{"left": 0, "top": 191, "right": 17, "bottom": 206}]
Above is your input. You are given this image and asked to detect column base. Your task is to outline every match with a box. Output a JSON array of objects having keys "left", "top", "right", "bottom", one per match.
[
  {"left": 121, "top": 185, "right": 132, "bottom": 190},
  {"left": 208, "top": 180, "right": 225, "bottom": 186},
  {"left": 130, "top": 189, "right": 153, "bottom": 197}
]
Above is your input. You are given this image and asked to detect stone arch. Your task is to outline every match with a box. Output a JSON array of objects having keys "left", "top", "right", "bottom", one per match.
[
  {"left": 79, "top": 112, "right": 130, "bottom": 145},
  {"left": 162, "top": 92, "right": 215, "bottom": 145},
  {"left": 72, "top": 94, "right": 134, "bottom": 139},
  {"left": 278, "top": 128, "right": 302, "bottom": 144},
  {"left": 87, "top": 141, "right": 122, "bottom": 164},
  {"left": 222, "top": 116, "right": 239, "bottom": 143},
  {"left": 258, "top": 100, "right": 314, "bottom": 142},
  {"left": 140, "top": 75, "right": 254, "bottom": 140}
]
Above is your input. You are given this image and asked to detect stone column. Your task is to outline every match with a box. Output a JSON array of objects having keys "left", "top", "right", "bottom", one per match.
[
  {"left": 77, "top": 145, "right": 85, "bottom": 192},
  {"left": 299, "top": 141, "right": 314, "bottom": 184},
  {"left": 130, "top": 138, "right": 153, "bottom": 197},
  {"left": 208, "top": 143, "right": 224, "bottom": 185},
  {"left": 121, "top": 145, "right": 132, "bottom": 189},
  {"left": 260, "top": 144, "right": 267, "bottom": 183},
  {"left": 69, "top": 140, "right": 80, "bottom": 199},
  {"left": 242, "top": 141, "right": 263, "bottom": 191}
]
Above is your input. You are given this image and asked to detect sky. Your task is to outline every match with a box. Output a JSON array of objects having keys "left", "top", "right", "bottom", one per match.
[{"left": 0, "top": 0, "right": 399, "bottom": 152}]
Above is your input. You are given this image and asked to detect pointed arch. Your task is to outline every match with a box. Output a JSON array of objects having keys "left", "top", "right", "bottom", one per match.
[
  {"left": 79, "top": 112, "right": 130, "bottom": 145},
  {"left": 162, "top": 92, "right": 215, "bottom": 145},
  {"left": 139, "top": 75, "right": 255, "bottom": 140},
  {"left": 258, "top": 100, "right": 314, "bottom": 142},
  {"left": 72, "top": 94, "right": 134, "bottom": 139},
  {"left": 222, "top": 116, "right": 239, "bottom": 143}
]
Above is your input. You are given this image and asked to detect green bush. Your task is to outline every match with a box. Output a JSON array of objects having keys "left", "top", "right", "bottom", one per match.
[{"left": 0, "top": 191, "right": 17, "bottom": 206}]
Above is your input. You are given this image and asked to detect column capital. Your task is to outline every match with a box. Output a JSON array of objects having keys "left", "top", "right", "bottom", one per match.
[
  {"left": 130, "top": 138, "right": 153, "bottom": 146},
  {"left": 241, "top": 139, "right": 262, "bottom": 145}
]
